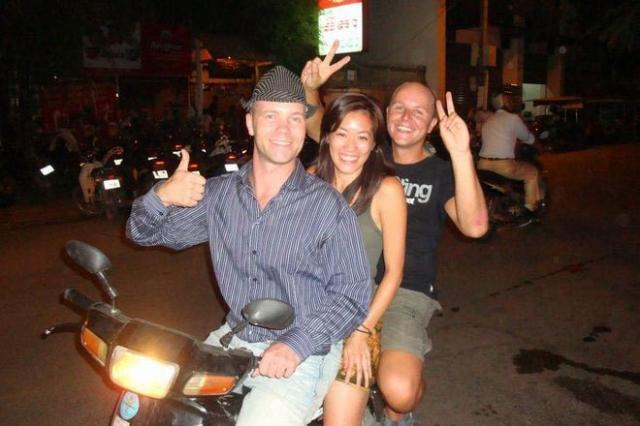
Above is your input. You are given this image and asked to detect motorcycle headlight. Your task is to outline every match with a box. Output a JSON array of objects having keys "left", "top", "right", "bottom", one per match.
[
  {"left": 109, "top": 346, "right": 179, "bottom": 399},
  {"left": 182, "top": 373, "right": 237, "bottom": 396},
  {"left": 81, "top": 325, "right": 108, "bottom": 366}
]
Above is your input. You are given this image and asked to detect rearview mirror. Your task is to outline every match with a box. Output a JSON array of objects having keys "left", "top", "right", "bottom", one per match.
[
  {"left": 65, "top": 240, "right": 118, "bottom": 304},
  {"left": 219, "top": 298, "right": 294, "bottom": 348},
  {"left": 65, "top": 240, "right": 112, "bottom": 274},
  {"left": 242, "top": 298, "right": 294, "bottom": 330}
]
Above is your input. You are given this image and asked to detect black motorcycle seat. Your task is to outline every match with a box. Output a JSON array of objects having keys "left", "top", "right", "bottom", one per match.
[{"left": 477, "top": 169, "right": 525, "bottom": 191}]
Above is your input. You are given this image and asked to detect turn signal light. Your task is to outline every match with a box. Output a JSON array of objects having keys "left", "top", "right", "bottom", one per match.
[
  {"left": 81, "top": 326, "right": 108, "bottom": 366},
  {"left": 182, "top": 373, "right": 237, "bottom": 396}
]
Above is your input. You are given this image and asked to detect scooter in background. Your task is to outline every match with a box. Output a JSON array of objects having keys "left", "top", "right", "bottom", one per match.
[
  {"left": 72, "top": 146, "right": 128, "bottom": 221},
  {"left": 477, "top": 142, "right": 549, "bottom": 237}
]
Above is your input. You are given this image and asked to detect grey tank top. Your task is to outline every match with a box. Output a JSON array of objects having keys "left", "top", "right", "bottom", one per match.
[{"left": 357, "top": 205, "right": 383, "bottom": 280}]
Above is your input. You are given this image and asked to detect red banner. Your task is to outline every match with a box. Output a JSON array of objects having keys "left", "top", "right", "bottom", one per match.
[
  {"left": 83, "top": 23, "right": 191, "bottom": 77},
  {"left": 319, "top": 0, "right": 362, "bottom": 9},
  {"left": 141, "top": 24, "right": 192, "bottom": 77}
]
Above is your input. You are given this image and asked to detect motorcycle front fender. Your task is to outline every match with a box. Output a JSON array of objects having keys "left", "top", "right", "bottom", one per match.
[{"left": 112, "top": 390, "right": 243, "bottom": 426}]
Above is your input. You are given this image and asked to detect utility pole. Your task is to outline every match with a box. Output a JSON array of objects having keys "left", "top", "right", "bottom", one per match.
[
  {"left": 194, "top": 38, "right": 203, "bottom": 119},
  {"left": 478, "top": 0, "right": 490, "bottom": 109}
]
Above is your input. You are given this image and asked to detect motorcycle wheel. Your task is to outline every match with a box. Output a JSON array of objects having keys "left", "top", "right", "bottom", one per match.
[
  {"left": 105, "top": 202, "right": 118, "bottom": 221},
  {"left": 72, "top": 185, "right": 103, "bottom": 216},
  {"left": 136, "top": 172, "right": 156, "bottom": 197},
  {"left": 102, "top": 190, "right": 121, "bottom": 221}
]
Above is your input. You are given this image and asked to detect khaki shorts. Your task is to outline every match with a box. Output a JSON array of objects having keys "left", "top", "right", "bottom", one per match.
[{"left": 380, "top": 287, "right": 442, "bottom": 359}]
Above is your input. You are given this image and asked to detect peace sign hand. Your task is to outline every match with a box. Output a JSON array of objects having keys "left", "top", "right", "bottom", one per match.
[
  {"left": 301, "top": 40, "right": 351, "bottom": 91},
  {"left": 437, "top": 92, "right": 471, "bottom": 155}
]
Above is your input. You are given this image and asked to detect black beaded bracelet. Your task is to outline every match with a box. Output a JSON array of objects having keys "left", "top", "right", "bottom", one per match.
[{"left": 355, "top": 324, "right": 372, "bottom": 336}]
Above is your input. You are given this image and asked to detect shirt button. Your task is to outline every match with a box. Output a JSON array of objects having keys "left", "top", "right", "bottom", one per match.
[{"left": 251, "top": 250, "right": 257, "bottom": 255}]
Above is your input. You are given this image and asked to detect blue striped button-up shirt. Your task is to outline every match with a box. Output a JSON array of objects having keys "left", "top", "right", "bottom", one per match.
[{"left": 126, "top": 161, "right": 371, "bottom": 361}]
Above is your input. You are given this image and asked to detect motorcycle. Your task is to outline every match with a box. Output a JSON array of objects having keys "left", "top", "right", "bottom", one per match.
[
  {"left": 44, "top": 241, "right": 385, "bottom": 425},
  {"left": 136, "top": 143, "right": 205, "bottom": 195},
  {"left": 134, "top": 147, "right": 173, "bottom": 196},
  {"left": 476, "top": 142, "right": 548, "bottom": 237},
  {"left": 43, "top": 240, "right": 296, "bottom": 425},
  {"left": 72, "top": 146, "right": 128, "bottom": 221},
  {"left": 203, "top": 140, "right": 252, "bottom": 178}
]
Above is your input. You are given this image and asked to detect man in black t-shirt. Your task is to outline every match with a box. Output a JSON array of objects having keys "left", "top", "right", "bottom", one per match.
[{"left": 374, "top": 83, "right": 487, "bottom": 425}]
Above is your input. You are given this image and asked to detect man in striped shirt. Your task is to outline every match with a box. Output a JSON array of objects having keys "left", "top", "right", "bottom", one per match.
[{"left": 126, "top": 66, "right": 371, "bottom": 425}]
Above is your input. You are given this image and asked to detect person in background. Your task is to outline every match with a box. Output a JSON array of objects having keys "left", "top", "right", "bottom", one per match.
[{"left": 478, "top": 91, "right": 544, "bottom": 224}]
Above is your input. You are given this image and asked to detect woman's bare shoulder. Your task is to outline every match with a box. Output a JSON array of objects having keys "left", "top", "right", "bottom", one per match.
[{"left": 377, "top": 176, "right": 404, "bottom": 198}]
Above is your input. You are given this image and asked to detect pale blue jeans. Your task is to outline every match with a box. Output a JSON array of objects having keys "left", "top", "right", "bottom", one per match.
[{"left": 205, "top": 323, "right": 342, "bottom": 425}]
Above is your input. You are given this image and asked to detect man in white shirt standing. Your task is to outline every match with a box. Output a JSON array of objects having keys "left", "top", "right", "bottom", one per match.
[{"left": 478, "top": 91, "right": 543, "bottom": 220}]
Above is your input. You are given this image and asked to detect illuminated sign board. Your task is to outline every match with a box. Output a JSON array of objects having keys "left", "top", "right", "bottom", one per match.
[{"left": 318, "top": 0, "right": 364, "bottom": 55}]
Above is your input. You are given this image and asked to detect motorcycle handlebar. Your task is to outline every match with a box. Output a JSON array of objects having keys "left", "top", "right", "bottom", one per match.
[{"left": 63, "top": 288, "right": 96, "bottom": 312}]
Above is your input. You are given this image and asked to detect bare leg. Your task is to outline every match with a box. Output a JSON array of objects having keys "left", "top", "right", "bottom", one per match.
[
  {"left": 377, "top": 350, "right": 424, "bottom": 421},
  {"left": 323, "top": 380, "right": 369, "bottom": 426}
]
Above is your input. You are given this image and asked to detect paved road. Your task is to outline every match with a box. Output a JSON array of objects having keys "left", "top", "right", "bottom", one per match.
[{"left": 1, "top": 144, "right": 638, "bottom": 425}]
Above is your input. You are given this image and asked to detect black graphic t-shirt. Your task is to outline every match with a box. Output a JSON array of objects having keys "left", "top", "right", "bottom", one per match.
[{"left": 376, "top": 148, "right": 454, "bottom": 298}]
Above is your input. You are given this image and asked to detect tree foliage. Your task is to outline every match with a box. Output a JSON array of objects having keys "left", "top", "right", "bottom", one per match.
[{"left": 0, "top": 0, "right": 319, "bottom": 83}]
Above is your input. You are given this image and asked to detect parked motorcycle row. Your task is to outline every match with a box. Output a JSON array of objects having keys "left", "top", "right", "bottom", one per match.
[
  {"left": 70, "top": 137, "right": 251, "bottom": 221},
  {"left": 0, "top": 120, "right": 252, "bottom": 219}
]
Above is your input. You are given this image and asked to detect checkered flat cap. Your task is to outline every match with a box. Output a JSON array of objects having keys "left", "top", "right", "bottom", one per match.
[{"left": 241, "top": 65, "right": 316, "bottom": 118}]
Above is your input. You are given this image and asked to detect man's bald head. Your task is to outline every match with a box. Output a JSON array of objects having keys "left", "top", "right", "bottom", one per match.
[{"left": 386, "top": 82, "right": 439, "bottom": 149}]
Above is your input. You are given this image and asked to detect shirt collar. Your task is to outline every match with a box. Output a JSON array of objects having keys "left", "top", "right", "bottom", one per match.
[{"left": 237, "top": 160, "right": 307, "bottom": 192}]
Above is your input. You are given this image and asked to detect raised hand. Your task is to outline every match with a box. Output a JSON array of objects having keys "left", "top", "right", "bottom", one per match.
[
  {"left": 301, "top": 40, "right": 351, "bottom": 91},
  {"left": 155, "top": 149, "right": 206, "bottom": 207},
  {"left": 437, "top": 92, "right": 471, "bottom": 155}
]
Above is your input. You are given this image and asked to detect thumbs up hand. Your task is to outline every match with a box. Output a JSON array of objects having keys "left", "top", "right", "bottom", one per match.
[{"left": 155, "top": 150, "right": 207, "bottom": 207}]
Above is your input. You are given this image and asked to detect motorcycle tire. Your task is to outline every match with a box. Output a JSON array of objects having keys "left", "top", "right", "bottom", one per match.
[
  {"left": 72, "top": 185, "right": 104, "bottom": 216},
  {"left": 102, "top": 189, "right": 121, "bottom": 221},
  {"left": 136, "top": 172, "right": 156, "bottom": 197}
]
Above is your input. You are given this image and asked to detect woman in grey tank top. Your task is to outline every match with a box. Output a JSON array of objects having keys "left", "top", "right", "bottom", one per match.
[{"left": 312, "top": 93, "right": 407, "bottom": 425}]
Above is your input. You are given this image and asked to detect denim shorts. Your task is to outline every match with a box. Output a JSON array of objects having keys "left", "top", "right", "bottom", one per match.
[
  {"left": 205, "top": 323, "right": 342, "bottom": 425},
  {"left": 379, "top": 287, "right": 442, "bottom": 359}
]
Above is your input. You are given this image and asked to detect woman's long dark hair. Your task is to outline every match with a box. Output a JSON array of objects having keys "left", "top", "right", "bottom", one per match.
[{"left": 316, "top": 93, "right": 394, "bottom": 215}]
